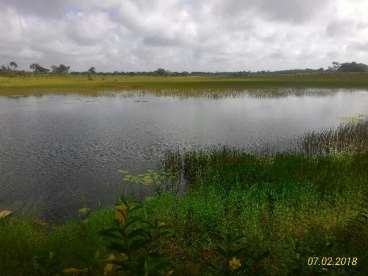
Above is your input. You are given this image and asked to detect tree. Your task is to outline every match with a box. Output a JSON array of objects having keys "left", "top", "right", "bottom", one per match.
[
  {"left": 154, "top": 68, "right": 169, "bottom": 76},
  {"left": 337, "top": 62, "right": 368, "bottom": 73},
  {"left": 51, "top": 64, "right": 70, "bottom": 74},
  {"left": 88, "top": 67, "right": 96, "bottom": 74},
  {"left": 9, "top": 61, "right": 18, "bottom": 71},
  {"left": 0, "top": 65, "right": 8, "bottom": 72},
  {"left": 30, "top": 63, "right": 50, "bottom": 73},
  {"left": 332, "top": 61, "right": 340, "bottom": 71}
]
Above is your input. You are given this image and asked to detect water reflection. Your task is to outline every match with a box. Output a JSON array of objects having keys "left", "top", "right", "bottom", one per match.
[{"left": 0, "top": 89, "right": 367, "bottom": 220}]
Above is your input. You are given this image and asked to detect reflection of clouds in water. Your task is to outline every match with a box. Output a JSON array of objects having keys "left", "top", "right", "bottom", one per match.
[
  {"left": 1, "top": 88, "right": 363, "bottom": 101},
  {"left": 0, "top": 89, "right": 368, "bottom": 220},
  {"left": 134, "top": 88, "right": 362, "bottom": 99}
]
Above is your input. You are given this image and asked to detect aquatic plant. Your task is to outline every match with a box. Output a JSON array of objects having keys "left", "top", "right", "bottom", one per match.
[
  {"left": 99, "top": 197, "right": 173, "bottom": 275},
  {"left": 205, "top": 231, "right": 269, "bottom": 275},
  {"left": 0, "top": 210, "right": 13, "bottom": 221},
  {"left": 120, "top": 169, "right": 176, "bottom": 194},
  {"left": 300, "top": 120, "right": 368, "bottom": 155}
]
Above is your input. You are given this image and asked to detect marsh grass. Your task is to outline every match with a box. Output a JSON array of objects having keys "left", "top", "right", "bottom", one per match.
[
  {"left": 300, "top": 120, "right": 368, "bottom": 155},
  {"left": 2, "top": 73, "right": 368, "bottom": 96}
]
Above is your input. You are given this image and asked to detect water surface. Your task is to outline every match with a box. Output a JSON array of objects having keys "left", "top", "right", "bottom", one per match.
[{"left": 1, "top": 89, "right": 368, "bottom": 220}]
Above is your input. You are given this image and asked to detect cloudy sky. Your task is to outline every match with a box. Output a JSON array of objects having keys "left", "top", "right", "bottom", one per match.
[{"left": 0, "top": 0, "right": 367, "bottom": 72}]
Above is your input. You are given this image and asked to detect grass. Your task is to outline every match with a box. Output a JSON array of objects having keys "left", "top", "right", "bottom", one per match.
[
  {"left": 1, "top": 72, "right": 368, "bottom": 96},
  {"left": 300, "top": 119, "right": 368, "bottom": 156},
  {"left": 1, "top": 122, "right": 368, "bottom": 275}
]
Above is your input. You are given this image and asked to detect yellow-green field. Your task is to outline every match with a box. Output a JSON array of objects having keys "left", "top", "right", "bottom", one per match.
[{"left": 1, "top": 72, "right": 368, "bottom": 96}]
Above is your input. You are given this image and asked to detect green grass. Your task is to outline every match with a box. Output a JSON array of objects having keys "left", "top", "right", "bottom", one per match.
[
  {"left": 1, "top": 72, "right": 368, "bottom": 96},
  {"left": 1, "top": 149, "right": 368, "bottom": 275},
  {"left": 0, "top": 210, "right": 113, "bottom": 275}
]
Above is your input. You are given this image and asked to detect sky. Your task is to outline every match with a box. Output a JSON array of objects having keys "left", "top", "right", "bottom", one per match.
[{"left": 0, "top": 0, "right": 368, "bottom": 72}]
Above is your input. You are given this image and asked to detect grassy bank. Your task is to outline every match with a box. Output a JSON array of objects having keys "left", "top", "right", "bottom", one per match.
[
  {"left": 1, "top": 122, "right": 368, "bottom": 275},
  {"left": 1, "top": 73, "right": 368, "bottom": 96},
  {"left": 1, "top": 152, "right": 367, "bottom": 275}
]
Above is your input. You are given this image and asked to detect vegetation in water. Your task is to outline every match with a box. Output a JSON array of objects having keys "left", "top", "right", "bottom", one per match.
[
  {"left": 2, "top": 72, "right": 368, "bottom": 96},
  {"left": 299, "top": 119, "right": 368, "bottom": 155}
]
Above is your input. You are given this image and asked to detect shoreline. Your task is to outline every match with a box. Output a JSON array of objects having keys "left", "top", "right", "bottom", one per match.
[{"left": 1, "top": 73, "right": 368, "bottom": 96}]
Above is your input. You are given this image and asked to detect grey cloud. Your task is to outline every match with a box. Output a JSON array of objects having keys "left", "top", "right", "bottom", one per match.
[
  {"left": 269, "top": 51, "right": 285, "bottom": 60},
  {"left": 257, "top": 0, "right": 332, "bottom": 23},
  {"left": 0, "top": 0, "right": 367, "bottom": 72},
  {"left": 1, "top": 0, "right": 73, "bottom": 17},
  {"left": 143, "top": 35, "right": 182, "bottom": 47},
  {"left": 217, "top": 0, "right": 332, "bottom": 23},
  {"left": 65, "top": 12, "right": 117, "bottom": 45},
  {"left": 326, "top": 19, "right": 356, "bottom": 37},
  {"left": 348, "top": 42, "right": 368, "bottom": 52}
]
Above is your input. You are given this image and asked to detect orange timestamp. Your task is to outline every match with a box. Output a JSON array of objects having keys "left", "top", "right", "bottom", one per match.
[{"left": 307, "top": 257, "right": 358, "bottom": 266}]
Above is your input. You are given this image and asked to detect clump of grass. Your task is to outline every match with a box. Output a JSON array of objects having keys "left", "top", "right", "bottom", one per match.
[
  {"left": 164, "top": 147, "right": 368, "bottom": 194},
  {"left": 300, "top": 120, "right": 368, "bottom": 155}
]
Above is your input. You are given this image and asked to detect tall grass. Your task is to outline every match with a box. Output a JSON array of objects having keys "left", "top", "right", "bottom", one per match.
[
  {"left": 300, "top": 120, "right": 368, "bottom": 155},
  {"left": 163, "top": 120, "right": 368, "bottom": 191}
]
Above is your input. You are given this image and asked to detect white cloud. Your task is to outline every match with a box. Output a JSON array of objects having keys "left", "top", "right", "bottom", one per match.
[{"left": 0, "top": 0, "right": 367, "bottom": 72}]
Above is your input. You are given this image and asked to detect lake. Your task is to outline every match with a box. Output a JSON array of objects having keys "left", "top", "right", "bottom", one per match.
[{"left": 1, "top": 89, "right": 368, "bottom": 220}]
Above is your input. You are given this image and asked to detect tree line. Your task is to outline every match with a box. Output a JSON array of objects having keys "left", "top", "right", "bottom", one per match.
[
  {"left": 0, "top": 62, "right": 96, "bottom": 74},
  {"left": 1, "top": 61, "right": 368, "bottom": 76}
]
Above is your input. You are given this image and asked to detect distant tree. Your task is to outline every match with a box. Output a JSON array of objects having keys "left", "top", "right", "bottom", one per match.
[
  {"left": 332, "top": 61, "right": 340, "bottom": 71},
  {"left": 9, "top": 61, "right": 18, "bottom": 71},
  {"left": 30, "top": 63, "right": 49, "bottom": 73},
  {"left": 88, "top": 67, "right": 96, "bottom": 74},
  {"left": 0, "top": 65, "right": 8, "bottom": 72},
  {"left": 51, "top": 65, "right": 57, "bottom": 73},
  {"left": 327, "top": 61, "right": 340, "bottom": 72},
  {"left": 154, "top": 68, "right": 169, "bottom": 76},
  {"left": 51, "top": 64, "right": 70, "bottom": 74},
  {"left": 30, "top": 63, "right": 37, "bottom": 71},
  {"left": 337, "top": 62, "right": 368, "bottom": 73}
]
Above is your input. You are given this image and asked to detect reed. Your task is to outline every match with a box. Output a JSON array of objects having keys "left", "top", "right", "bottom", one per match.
[{"left": 300, "top": 120, "right": 368, "bottom": 155}]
